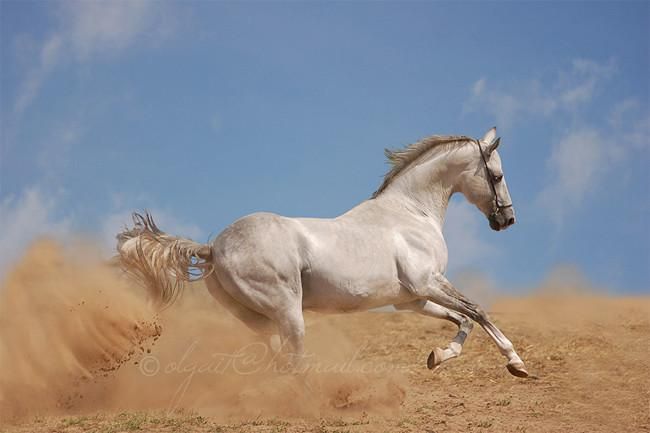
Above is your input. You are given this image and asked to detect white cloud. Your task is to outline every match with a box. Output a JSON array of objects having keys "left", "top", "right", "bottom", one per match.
[
  {"left": 557, "top": 58, "right": 616, "bottom": 108},
  {"left": 538, "top": 103, "right": 648, "bottom": 224},
  {"left": 0, "top": 187, "right": 72, "bottom": 278},
  {"left": 13, "top": 0, "right": 174, "bottom": 114},
  {"left": 36, "top": 120, "right": 84, "bottom": 180},
  {"left": 621, "top": 111, "right": 650, "bottom": 151},
  {"left": 466, "top": 77, "right": 524, "bottom": 129},
  {"left": 608, "top": 99, "right": 640, "bottom": 129},
  {"left": 466, "top": 58, "right": 616, "bottom": 128},
  {"left": 14, "top": 34, "right": 63, "bottom": 114},
  {"left": 64, "top": 0, "right": 158, "bottom": 61},
  {"left": 537, "top": 128, "right": 606, "bottom": 224},
  {"left": 443, "top": 199, "right": 496, "bottom": 271},
  {"left": 467, "top": 58, "right": 646, "bottom": 226}
]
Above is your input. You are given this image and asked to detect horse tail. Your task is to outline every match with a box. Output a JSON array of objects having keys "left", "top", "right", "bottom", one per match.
[{"left": 115, "top": 212, "right": 213, "bottom": 309}]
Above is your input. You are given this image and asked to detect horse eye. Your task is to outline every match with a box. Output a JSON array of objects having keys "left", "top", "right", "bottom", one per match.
[{"left": 493, "top": 174, "right": 503, "bottom": 182}]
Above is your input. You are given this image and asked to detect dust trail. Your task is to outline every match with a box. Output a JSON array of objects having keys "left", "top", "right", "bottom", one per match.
[
  {"left": 0, "top": 239, "right": 160, "bottom": 419},
  {"left": 97, "top": 290, "right": 408, "bottom": 419},
  {"left": 0, "top": 239, "right": 406, "bottom": 421}
]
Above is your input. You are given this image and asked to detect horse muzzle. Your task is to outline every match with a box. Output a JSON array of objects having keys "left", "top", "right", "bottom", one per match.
[{"left": 488, "top": 208, "right": 516, "bottom": 231}]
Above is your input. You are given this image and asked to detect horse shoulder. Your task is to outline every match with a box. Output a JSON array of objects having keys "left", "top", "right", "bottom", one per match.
[{"left": 393, "top": 223, "right": 448, "bottom": 294}]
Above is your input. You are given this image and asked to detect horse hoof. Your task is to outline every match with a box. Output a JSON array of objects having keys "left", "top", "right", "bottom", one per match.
[
  {"left": 427, "top": 347, "right": 444, "bottom": 370},
  {"left": 506, "top": 361, "right": 529, "bottom": 378}
]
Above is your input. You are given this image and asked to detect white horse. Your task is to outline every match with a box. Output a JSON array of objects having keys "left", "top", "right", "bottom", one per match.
[{"left": 117, "top": 127, "right": 528, "bottom": 377}]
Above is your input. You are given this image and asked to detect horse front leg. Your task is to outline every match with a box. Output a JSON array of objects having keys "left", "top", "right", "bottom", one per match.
[
  {"left": 394, "top": 299, "right": 473, "bottom": 369},
  {"left": 412, "top": 272, "right": 529, "bottom": 378}
]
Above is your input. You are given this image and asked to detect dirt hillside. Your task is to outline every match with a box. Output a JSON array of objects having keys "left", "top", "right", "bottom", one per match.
[{"left": 1, "top": 240, "right": 648, "bottom": 432}]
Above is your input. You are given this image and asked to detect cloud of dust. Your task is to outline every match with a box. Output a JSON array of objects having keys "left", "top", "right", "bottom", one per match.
[
  {"left": 535, "top": 264, "right": 604, "bottom": 295},
  {"left": 452, "top": 269, "right": 499, "bottom": 308},
  {"left": 451, "top": 263, "right": 608, "bottom": 308},
  {"left": 0, "top": 239, "right": 407, "bottom": 422},
  {"left": 485, "top": 264, "right": 628, "bottom": 329},
  {"left": 97, "top": 292, "right": 408, "bottom": 420},
  {"left": 0, "top": 239, "right": 160, "bottom": 419},
  {"left": 444, "top": 265, "right": 625, "bottom": 332}
]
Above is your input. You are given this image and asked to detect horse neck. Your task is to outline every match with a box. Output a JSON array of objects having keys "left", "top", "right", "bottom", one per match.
[{"left": 376, "top": 145, "right": 467, "bottom": 227}]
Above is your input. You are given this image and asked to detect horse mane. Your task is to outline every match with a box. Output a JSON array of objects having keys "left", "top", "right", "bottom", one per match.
[{"left": 371, "top": 134, "right": 473, "bottom": 198}]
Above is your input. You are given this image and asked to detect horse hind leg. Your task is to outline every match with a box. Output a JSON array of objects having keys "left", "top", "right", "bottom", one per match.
[
  {"left": 208, "top": 268, "right": 307, "bottom": 364},
  {"left": 274, "top": 304, "right": 306, "bottom": 366},
  {"left": 205, "top": 275, "right": 277, "bottom": 338},
  {"left": 395, "top": 299, "right": 473, "bottom": 369}
]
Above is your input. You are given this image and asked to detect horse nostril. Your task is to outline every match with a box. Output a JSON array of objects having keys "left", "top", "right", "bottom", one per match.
[{"left": 507, "top": 217, "right": 515, "bottom": 225}]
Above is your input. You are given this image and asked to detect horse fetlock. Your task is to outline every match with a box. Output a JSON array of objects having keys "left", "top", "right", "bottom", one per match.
[{"left": 452, "top": 329, "right": 469, "bottom": 346}]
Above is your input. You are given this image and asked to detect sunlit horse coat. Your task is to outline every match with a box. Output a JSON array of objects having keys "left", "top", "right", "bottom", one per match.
[{"left": 117, "top": 127, "right": 528, "bottom": 377}]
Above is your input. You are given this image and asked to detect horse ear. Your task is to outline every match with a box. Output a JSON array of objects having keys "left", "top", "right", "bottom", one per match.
[
  {"left": 485, "top": 137, "right": 501, "bottom": 157},
  {"left": 481, "top": 127, "right": 497, "bottom": 144}
]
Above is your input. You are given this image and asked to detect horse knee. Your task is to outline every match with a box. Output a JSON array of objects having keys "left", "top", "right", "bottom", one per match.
[
  {"left": 447, "top": 311, "right": 473, "bottom": 331},
  {"left": 459, "top": 315, "right": 474, "bottom": 333}
]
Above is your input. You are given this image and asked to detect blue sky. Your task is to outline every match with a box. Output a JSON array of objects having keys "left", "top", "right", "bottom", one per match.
[{"left": 1, "top": 1, "right": 648, "bottom": 293}]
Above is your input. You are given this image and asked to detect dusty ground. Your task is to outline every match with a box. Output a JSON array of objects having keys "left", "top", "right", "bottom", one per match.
[{"left": 1, "top": 241, "right": 649, "bottom": 433}]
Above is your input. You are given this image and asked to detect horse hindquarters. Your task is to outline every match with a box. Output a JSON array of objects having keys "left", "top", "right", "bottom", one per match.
[
  {"left": 210, "top": 213, "right": 307, "bottom": 357},
  {"left": 204, "top": 274, "right": 276, "bottom": 336}
]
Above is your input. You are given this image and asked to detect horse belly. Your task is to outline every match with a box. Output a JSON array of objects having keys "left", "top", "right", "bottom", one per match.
[{"left": 301, "top": 263, "right": 412, "bottom": 312}]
